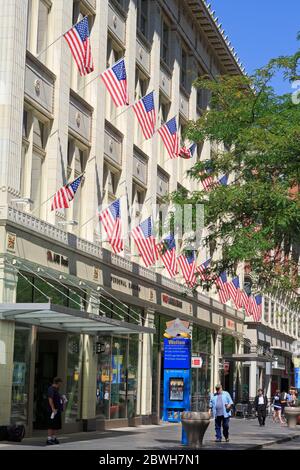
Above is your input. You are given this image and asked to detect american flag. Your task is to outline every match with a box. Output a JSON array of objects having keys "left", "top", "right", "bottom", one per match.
[
  {"left": 195, "top": 258, "right": 211, "bottom": 281},
  {"left": 241, "top": 290, "right": 251, "bottom": 316},
  {"left": 131, "top": 217, "right": 157, "bottom": 267},
  {"left": 252, "top": 295, "right": 263, "bottom": 322},
  {"left": 133, "top": 91, "right": 156, "bottom": 140},
  {"left": 179, "top": 143, "right": 197, "bottom": 159},
  {"left": 157, "top": 234, "right": 178, "bottom": 278},
  {"left": 178, "top": 252, "right": 196, "bottom": 287},
  {"left": 218, "top": 175, "right": 228, "bottom": 186},
  {"left": 158, "top": 117, "right": 179, "bottom": 159},
  {"left": 200, "top": 169, "right": 215, "bottom": 191},
  {"left": 99, "top": 199, "right": 123, "bottom": 253},
  {"left": 51, "top": 175, "right": 83, "bottom": 211},
  {"left": 64, "top": 17, "right": 94, "bottom": 76},
  {"left": 216, "top": 271, "right": 230, "bottom": 304},
  {"left": 228, "top": 276, "right": 243, "bottom": 310},
  {"left": 100, "top": 58, "right": 129, "bottom": 107}
]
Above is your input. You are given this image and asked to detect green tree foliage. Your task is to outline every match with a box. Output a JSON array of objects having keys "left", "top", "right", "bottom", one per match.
[{"left": 172, "top": 44, "right": 300, "bottom": 298}]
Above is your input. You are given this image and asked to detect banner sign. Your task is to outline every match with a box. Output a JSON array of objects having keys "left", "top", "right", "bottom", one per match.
[{"left": 164, "top": 338, "right": 191, "bottom": 369}]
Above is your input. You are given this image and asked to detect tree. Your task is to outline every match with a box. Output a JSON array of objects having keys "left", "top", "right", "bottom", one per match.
[{"left": 171, "top": 42, "right": 300, "bottom": 302}]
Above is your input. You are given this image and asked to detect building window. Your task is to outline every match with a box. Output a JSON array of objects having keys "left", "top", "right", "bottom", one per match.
[
  {"left": 106, "top": 36, "right": 124, "bottom": 121},
  {"left": 66, "top": 139, "right": 87, "bottom": 228},
  {"left": 132, "top": 183, "right": 145, "bottom": 224},
  {"left": 65, "top": 335, "right": 82, "bottom": 423},
  {"left": 11, "top": 326, "right": 31, "bottom": 425},
  {"left": 137, "top": 0, "right": 148, "bottom": 38},
  {"left": 27, "top": 0, "right": 51, "bottom": 64},
  {"left": 264, "top": 298, "right": 269, "bottom": 323},
  {"left": 70, "top": 8, "right": 94, "bottom": 94},
  {"left": 181, "top": 47, "right": 188, "bottom": 89},
  {"left": 19, "top": 110, "right": 49, "bottom": 216},
  {"left": 134, "top": 69, "right": 149, "bottom": 143},
  {"left": 243, "top": 275, "right": 252, "bottom": 296},
  {"left": 271, "top": 301, "right": 275, "bottom": 326},
  {"left": 161, "top": 20, "right": 170, "bottom": 64},
  {"left": 103, "top": 163, "right": 120, "bottom": 204},
  {"left": 36, "top": 0, "right": 50, "bottom": 56}
]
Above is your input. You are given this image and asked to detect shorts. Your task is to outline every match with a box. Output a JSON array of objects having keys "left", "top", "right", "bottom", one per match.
[{"left": 47, "top": 411, "right": 62, "bottom": 430}]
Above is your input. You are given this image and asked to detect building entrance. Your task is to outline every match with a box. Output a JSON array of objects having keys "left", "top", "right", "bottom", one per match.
[{"left": 33, "top": 336, "right": 59, "bottom": 429}]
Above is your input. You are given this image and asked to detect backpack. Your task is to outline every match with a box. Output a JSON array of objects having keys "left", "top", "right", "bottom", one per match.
[{"left": 6, "top": 424, "right": 25, "bottom": 442}]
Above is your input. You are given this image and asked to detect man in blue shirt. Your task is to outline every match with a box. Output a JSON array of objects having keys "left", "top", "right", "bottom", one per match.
[{"left": 209, "top": 384, "right": 233, "bottom": 442}]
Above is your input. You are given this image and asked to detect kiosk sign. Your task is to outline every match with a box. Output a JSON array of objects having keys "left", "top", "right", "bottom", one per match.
[{"left": 164, "top": 338, "right": 191, "bottom": 369}]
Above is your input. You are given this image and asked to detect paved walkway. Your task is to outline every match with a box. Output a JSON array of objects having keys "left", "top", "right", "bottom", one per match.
[{"left": 1, "top": 417, "right": 300, "bottom": 450}]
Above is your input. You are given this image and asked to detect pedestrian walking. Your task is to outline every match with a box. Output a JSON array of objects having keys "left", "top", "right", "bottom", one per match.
[
  {"left": 209, "top": 384, "right": 233, "bottom": 443},
  {"left": 46, "top": 377, "right": 66, "bottom": 445},
  {"left": 272, "top": 389, "right": 285, "bottom": 425},
  {"left": 280, "top": 390, "right": 288, "bottom": 418},
  {"left": 254, "top": 389, "right": 268, "bottom": 426}
]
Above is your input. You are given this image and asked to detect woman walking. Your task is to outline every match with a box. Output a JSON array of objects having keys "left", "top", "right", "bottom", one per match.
[{"left": 272, "top": 389, "right": 285, "bottom": 425}]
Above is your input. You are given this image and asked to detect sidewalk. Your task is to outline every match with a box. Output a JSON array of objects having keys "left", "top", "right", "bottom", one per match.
[{"left": 1, "top": 417, "right": 299, "bottom": 450}]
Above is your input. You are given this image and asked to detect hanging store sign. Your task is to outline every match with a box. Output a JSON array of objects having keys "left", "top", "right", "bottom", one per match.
[
  {"left": 47, "top": 250, "right": 69, "bottom": 267},
  {"left": 191, "top": 356, "right": 203, "bottom": 368}
]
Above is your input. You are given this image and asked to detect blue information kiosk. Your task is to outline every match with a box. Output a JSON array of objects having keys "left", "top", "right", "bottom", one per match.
[{"left": 162, "top": 319, "right": 192, "bottom": 444}]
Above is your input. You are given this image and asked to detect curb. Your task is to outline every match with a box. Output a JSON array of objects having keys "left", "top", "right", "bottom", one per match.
[{"left": 251, "top": 432, "right": 300, "bottom": 450}]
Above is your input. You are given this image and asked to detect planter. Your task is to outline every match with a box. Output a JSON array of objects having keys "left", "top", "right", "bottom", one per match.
[
  {"left": 284, "top": 407, "right": 300, "bottom": 428},
  {"left": 181, "top": 412, "right": 211, "bottom": 448}
]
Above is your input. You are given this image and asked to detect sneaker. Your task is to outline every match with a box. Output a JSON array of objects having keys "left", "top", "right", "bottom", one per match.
[
  {"left": 225, "top": 438, "right": 230, "bottom": 442},
  {"left": 215, "top": 439, "right": 222, "bottom": 442},
  {"left": 52, "top": 438, "right": 60, "bottom": 444},
  {"left": 46, "top": 440, "right": 55, "bottom": 445}
]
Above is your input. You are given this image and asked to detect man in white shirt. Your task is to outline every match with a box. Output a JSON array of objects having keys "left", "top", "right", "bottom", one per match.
[{"left": 254, "top": 389, "right": 268, "bottom": 426}]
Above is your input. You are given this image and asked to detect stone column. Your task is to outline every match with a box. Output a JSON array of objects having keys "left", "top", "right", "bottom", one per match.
[
  {"left": 0, "top": 259, "right": 18, "bottom": 425},
  {"left": 212, "top": 330, "right": 222, "bottom": 390},
  {"left": 249, "top": 360, "right": 258, "bottom": 400},
  {"left": 80, "top": 0, "right": 108, "bottom": 242},
  {"left": 45, "top": 0, "right": 73, "bottom": 225},
  {"left": 139, "top": 308, "right": 155, "bottom": 423},
  {"left": 0, "top": 0, "right": 28, "bottom": 205},
  {"left": 118, "top": 0, "right": 137, "bottom": 257},
  {"left": 80, "top": 334, "right": 97, "bottom": 431}
]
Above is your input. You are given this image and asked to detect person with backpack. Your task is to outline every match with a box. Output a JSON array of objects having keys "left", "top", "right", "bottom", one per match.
[
  {"left": 46, "top": 377, "right": 65, "bottom": 445},
  {"left": 280, "top": 390, "right": 288, "bottom": 419}
]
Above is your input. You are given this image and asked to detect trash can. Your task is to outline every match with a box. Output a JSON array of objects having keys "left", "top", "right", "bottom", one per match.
[{"left": 181, "top": 411, "right": 211, "bottom": 448}]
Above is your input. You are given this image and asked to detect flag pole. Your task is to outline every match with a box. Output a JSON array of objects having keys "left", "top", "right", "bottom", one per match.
[{"left": 36, "top": 16, "right": 88, "bottom": 59}]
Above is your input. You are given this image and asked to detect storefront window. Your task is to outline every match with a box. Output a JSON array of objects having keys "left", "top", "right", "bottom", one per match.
[
  {"left": 96, "top": 336, "right": 112, "bottom": 419},
  {"left": 11, "top": 326, "right": 31, "bottom": 424},
  {"left": 65, "top": 335, "right": 82, "bottom": 423},
  {"left": 110, "top": 337, "right": 128, "bottom": 419},
  {"left": 127, "top": 336, "right": 139, "bottom": 418}
]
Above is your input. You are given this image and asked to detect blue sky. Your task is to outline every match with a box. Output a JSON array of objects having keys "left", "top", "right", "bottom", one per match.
[{"left": 210, "top": 0, "right": 299, "bottom": 94}]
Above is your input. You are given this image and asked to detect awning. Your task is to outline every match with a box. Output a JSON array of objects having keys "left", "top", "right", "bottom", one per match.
[
  {"left": 0, "top": 303, "right": 155, "bottom": 335},
  {"left": 223, "top": 354, "right": 272, "bottom": 363}
]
